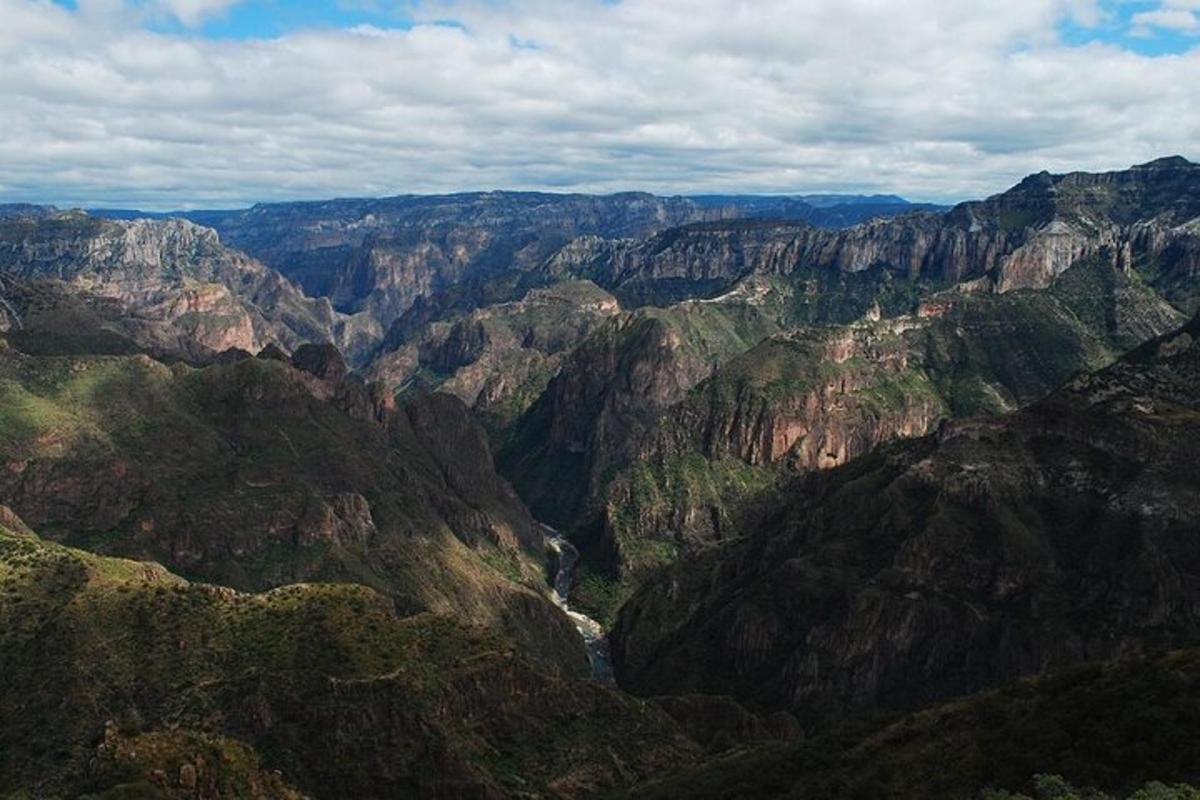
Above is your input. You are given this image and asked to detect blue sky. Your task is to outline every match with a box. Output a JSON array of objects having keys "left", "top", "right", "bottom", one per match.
[
  {"left": 1059, "top": 1, "right": 1200, "bottom": 54},
  {"left": 45, "top": 0, "right": 1200, "bottom": 51},
  {"left": 7, "top": 0, "right": 1200, "bottom": 208}
]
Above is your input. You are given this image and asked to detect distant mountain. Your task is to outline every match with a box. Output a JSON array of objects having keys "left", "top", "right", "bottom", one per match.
[
  {"left": 0, "top": 210, "right": 383, "bottom": 362},
  {"left": 689, "top": 193, "right": 946, "bottom": 226},
  {"left": 0, "top": 203, "right": 56, "bottom": 219},
  {"left": 558, "top": 157, "right": 1200, "bottom": 310},
  {"left": 82, "top": 191, "right": 939, "bottom": 336}
]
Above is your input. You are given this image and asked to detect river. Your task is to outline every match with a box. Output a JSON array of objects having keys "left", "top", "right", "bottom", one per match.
[{"left": 543, "top": 526, "right": 613, "bottom": 683}]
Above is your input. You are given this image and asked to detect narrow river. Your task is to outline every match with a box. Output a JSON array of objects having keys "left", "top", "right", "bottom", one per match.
[{"left": 543, "top": 526, "right": 613, "bottom": 683}]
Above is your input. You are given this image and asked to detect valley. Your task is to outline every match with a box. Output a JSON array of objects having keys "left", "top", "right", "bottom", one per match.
[{"left": 2, "top": 157, "right": 1200, "bottom": 799}]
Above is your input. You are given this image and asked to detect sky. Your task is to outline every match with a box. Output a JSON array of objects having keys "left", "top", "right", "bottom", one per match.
[{"left": 1, "top": 0, "right": 1198, "bottom": 209}]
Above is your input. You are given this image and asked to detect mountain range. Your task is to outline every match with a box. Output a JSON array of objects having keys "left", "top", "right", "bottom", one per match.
[{"left": 1, "top": 157, "right": 1199, "bottom": 799}]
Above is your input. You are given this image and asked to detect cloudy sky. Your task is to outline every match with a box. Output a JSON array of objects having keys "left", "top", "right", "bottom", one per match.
[{"left": 2, "top": 0, "right": 1199, "bottom": 208}]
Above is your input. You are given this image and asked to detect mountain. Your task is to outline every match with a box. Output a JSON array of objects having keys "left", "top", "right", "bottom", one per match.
[
  {"left": 688, "top": 194, "right": 947, "bottom": 227},
  {"left": 2, "top": 158, "right": 1199, "bottom": 799},
  {"left": 149, "top": 191, "right": 933, "bottom": 341},
  {"left": 171, "top": 192, "right": 736, "bottom": 331},
  {"left": 0, "top": 336, "right": 589, "bottom": 675},
  {"left": 0, "top": 204, "right": 56, "bottom": 220},
  {"left": 630, "top": 645, "right": 1200, "bottom": 799},
  {"left": 576, "top": 256, "right": 1182, "bottom": 613},
  {"left": 611, "top": 313, "right": 1200, "bottom": 726},
  {"left": 0, "top": 211, "right": 382, "bottom": 362},
  {"left": 557, "top": 157, "right": 1200, "bottom": 312},
  {"left": 485, "top": 159, "right": 1197, "bottom": 620}
]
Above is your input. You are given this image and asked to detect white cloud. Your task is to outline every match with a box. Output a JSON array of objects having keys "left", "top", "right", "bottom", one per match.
[
  {"left": 0, "top": 0, "right": 1197, "bottom": 208},
  {"left": 154, "top": 0, "right": 243, "bottom": 26},
  {"left": 1132, "top": 8, "right": 1199, "bottom": 32}
]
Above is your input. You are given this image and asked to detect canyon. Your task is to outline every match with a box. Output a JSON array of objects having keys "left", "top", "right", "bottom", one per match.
[{"left": 0, "top": 158, "right": 1199, "bottom": 798}]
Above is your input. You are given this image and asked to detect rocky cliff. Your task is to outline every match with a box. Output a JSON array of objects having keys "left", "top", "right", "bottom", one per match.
[
  {"left": 184, "top": 191, "right": 936, "bottom": 336},
  {"left": 0, "top": 211, "right": 380, "bottom": 362},
  {"left": 368, "top": 279, "right": 624, "bottom": 434},
  {"left": 611, "top": 313, "right": 1200, "bottom": 725},
  {"left": 498, "top": 301, "right": 781, "bottom": 530},
  {"left": 555, "top": 157, "right": 1200, "bottom": 314}
]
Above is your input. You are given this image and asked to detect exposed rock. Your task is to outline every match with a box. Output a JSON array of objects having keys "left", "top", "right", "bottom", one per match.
[
  {"left": 0, "top": 212, "right": 365, "bottom": 361},
  {"left": 555, "top": 157, "right": 1200, "bottom": 314}
]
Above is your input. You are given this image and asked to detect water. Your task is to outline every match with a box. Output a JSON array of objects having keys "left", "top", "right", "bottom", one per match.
[{"left": 543, "top": 525, "right": 613, "bottom": 683}]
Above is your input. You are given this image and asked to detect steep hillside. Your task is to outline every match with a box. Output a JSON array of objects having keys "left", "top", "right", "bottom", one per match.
[
  {"left": 593, "top": 256, "right": 1182, "bottom": 575},
  {"left": 627, "top": 647, "right": 1200, "bottom": 800},
  {"left": 0, "top": 341, "right": 586, "bottom": 674},
  {"left": 0, "top": 515, "right": 697, "bottom": 799},
  {"left": 369, "top": 279, "right": 624, "bottom": 436},
  {"left": 612, "top": 313, "right": 1200, "bottom": 723},
  {"left": 498, "top": 299, "right": 782, "bottom": 530}
]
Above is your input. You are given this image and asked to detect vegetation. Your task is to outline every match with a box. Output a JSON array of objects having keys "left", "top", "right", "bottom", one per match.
[
  {"left": 0, "top": 520, "right": 695, "bottom": 799},
  {"left": 627, "top": 649, "right": 1200, "bottom": 800}
]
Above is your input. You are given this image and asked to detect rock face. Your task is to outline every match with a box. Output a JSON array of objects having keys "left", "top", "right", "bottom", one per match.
[
  {"left": 558, "top": 157, "right": 1200, "bottom": 313},
  {"left": 498, "top": 301, "right": 780, "bottom": 529},
  {"left": 369, "top": 279, "right": 624, "bottom": 434},
  {"left": 0, "top": 211, "right": 380, "bottom": 362},
  {"left": 522, "top": 256, "right": 1181, "bottom": 607},
  {"left": 190, "top": 192, "right": 738, "bottom": 328},
  {"left": 611, "top": 314, "right": 1200, "bottom": 725},
  {"left": 185, "top": 191, "right": 937, "bottom": 334}
]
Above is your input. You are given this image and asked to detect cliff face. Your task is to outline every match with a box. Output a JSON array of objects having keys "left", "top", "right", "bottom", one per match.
[
  {"left": 368, "top": 280, "right": 624, "bottom": 436},
  {"left": 0, "top": 212, "right": 380, "bottom": 362},
  {"left": 556, "top": 157, "right": 1200, "bottom": 313},
  {"left": 189, "top": 191, "right": 936, "bottom": 337},
  {"left": 195, "top": 192, "right": 740, "bottom": 328},
  {"left": 568, "top": 257, "right": 1183, "bottom": 610},
  {"left": 610, "top": 314, "right": 1200, "bottom": 725},
  {"left": 497, "top": 301, "right": 781, "bottom": 529}
]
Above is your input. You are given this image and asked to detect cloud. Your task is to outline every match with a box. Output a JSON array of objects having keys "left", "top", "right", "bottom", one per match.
[
  {"left": 154, "top": 0, "right": 244, "bottom": 26},
  {"left": 0, "top": 0, "right": 1198, "bottom": 208},
  {"left": 1129, "top": 0, "right": 1200, "bottom": 36}
]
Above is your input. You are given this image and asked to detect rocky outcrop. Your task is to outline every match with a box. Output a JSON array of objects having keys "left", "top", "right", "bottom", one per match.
[
  {"left": 368, "top": 281, "right": 623, "bottom": 435},
  {"left": 555, "top": 157, "right": 1200, "bottom": 313},
  {"left": 589, "top": 258, "right": 1183, "bottom": 591},
  {"left": 677, "top": 326, "right": 942, "bottom": 469},
  {"left": 611, "top": 314, "right": 1200, "bottom": 725},
  {"left": 193, "top": 192, "right": 738, "bottom": 328},
  {"left": 0, "top": 211, "right": 375, "bottom": 362},
  {"left": 498, "top": 302, "right": 779, "bottom": 529}
]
